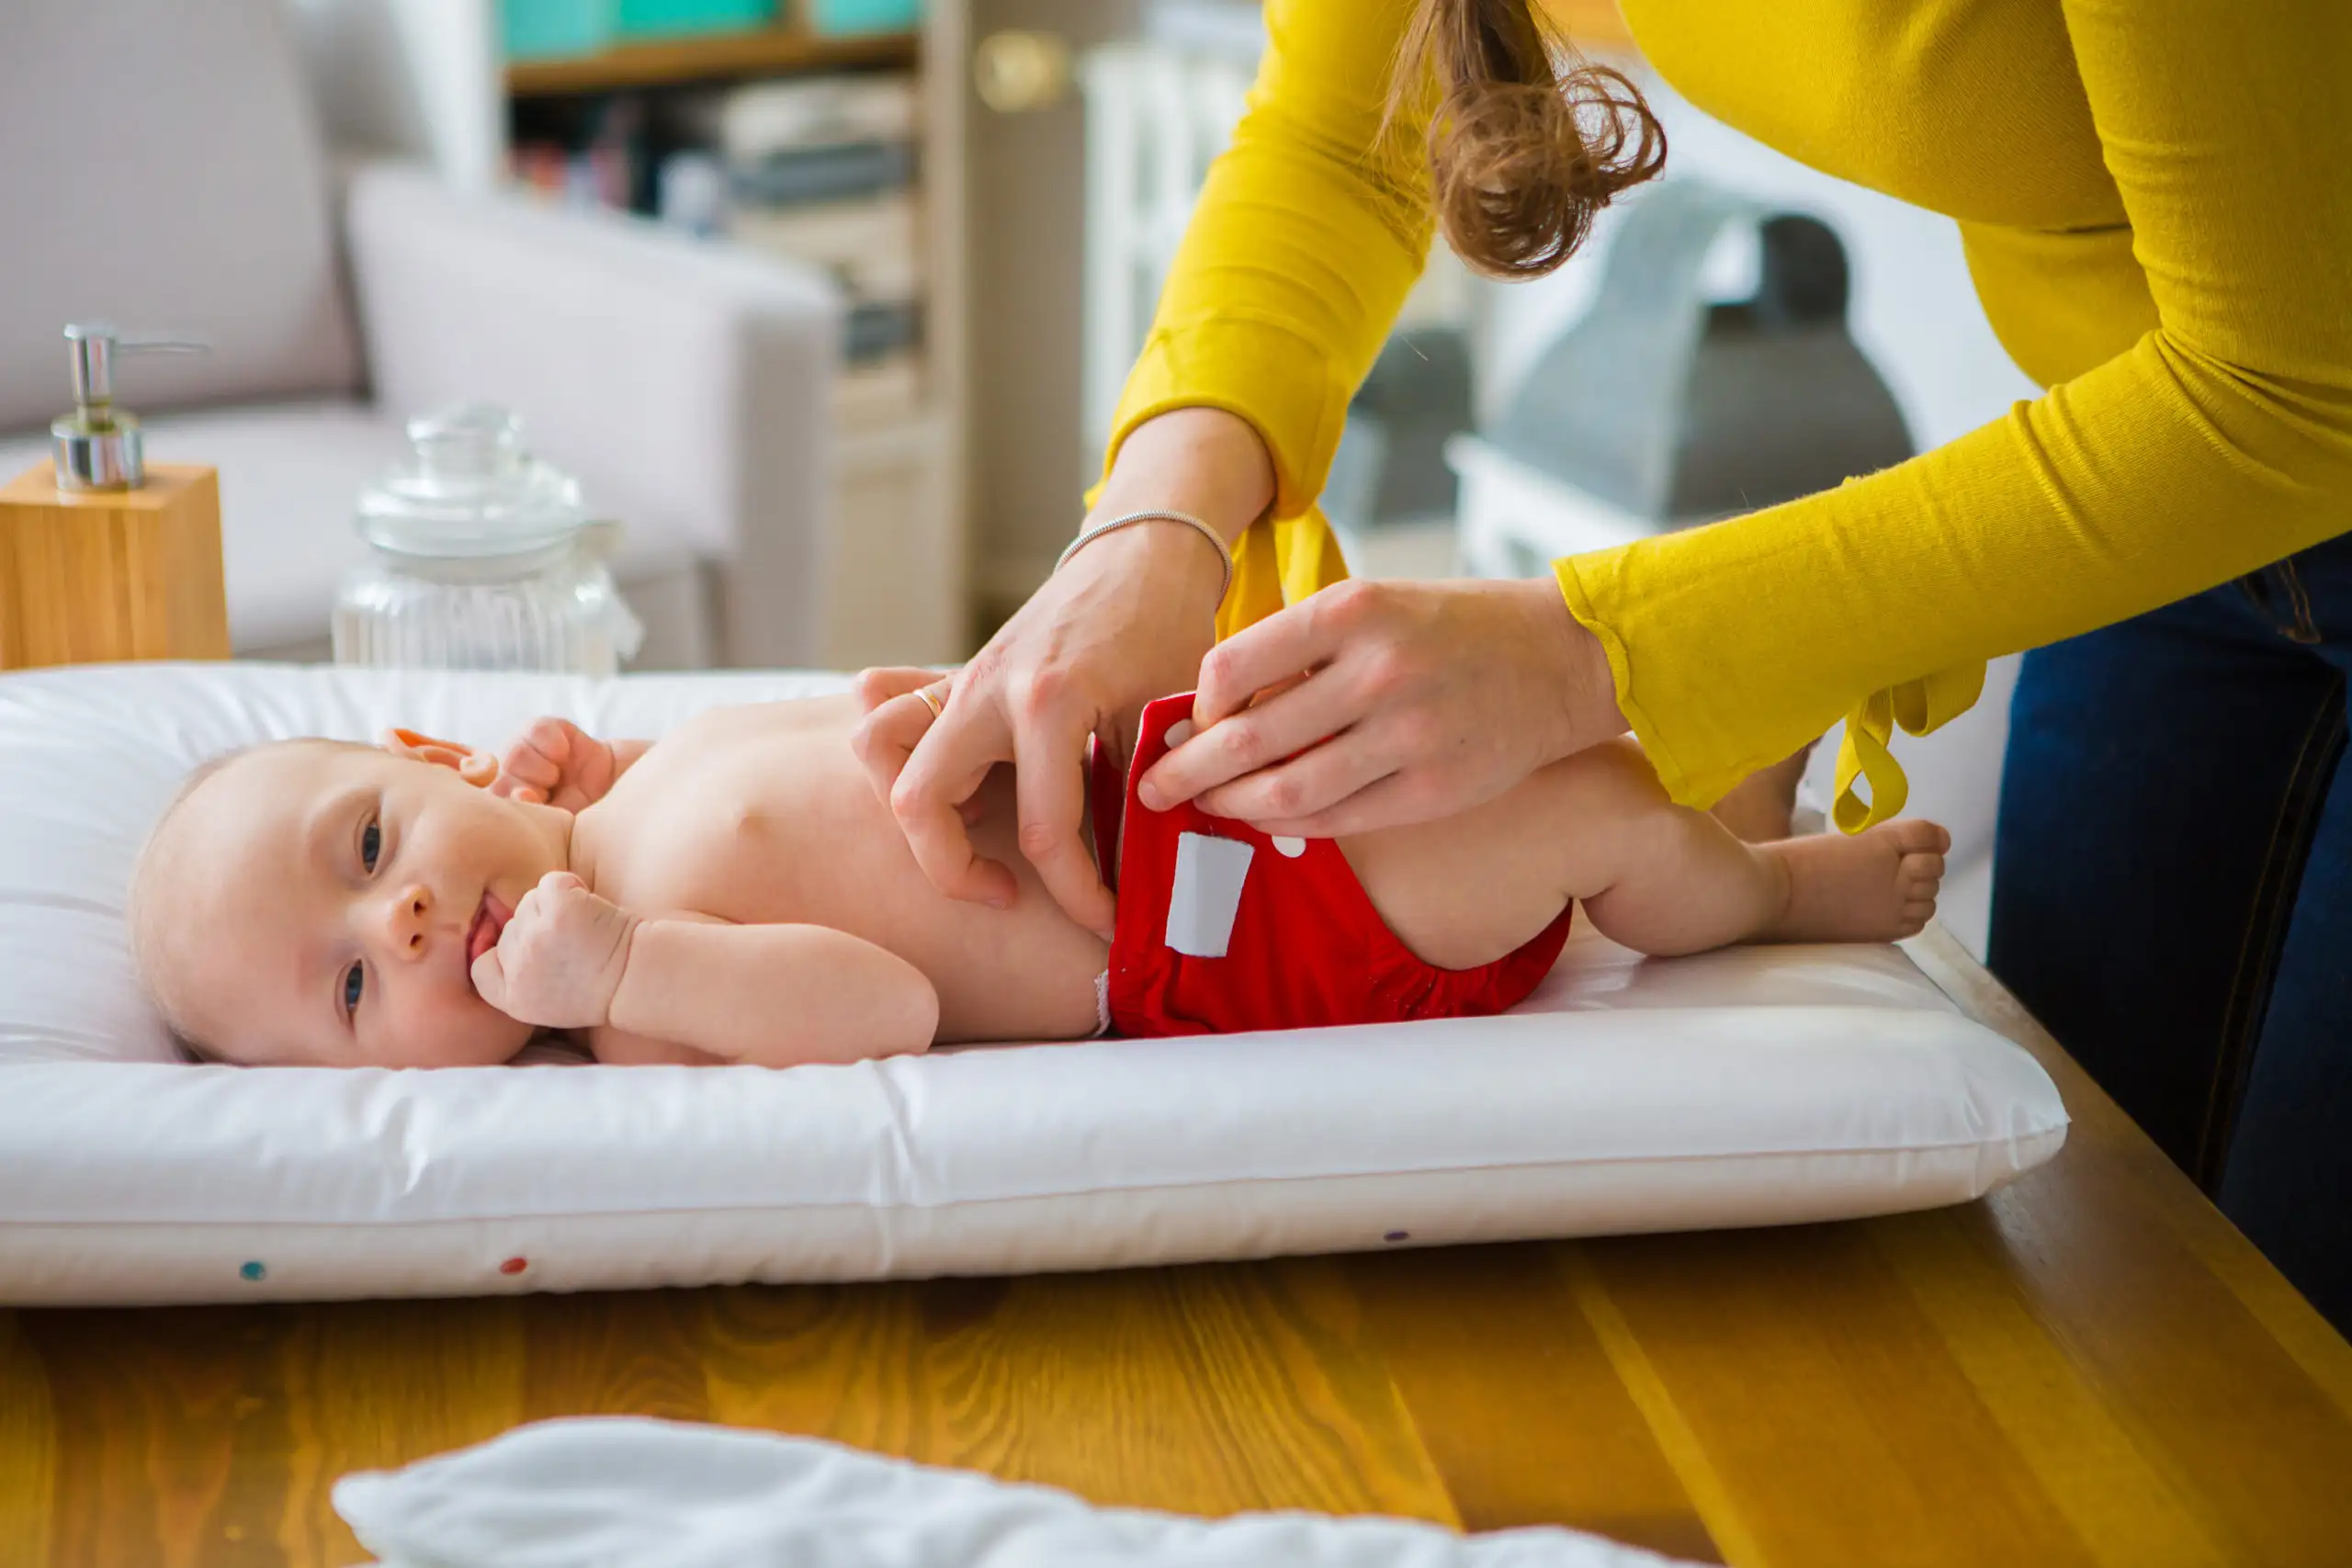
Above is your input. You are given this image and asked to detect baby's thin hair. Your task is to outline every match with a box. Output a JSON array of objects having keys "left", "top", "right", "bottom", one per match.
[
  {"left": 129, "top": 748, "right": 251, "bottom": 1055},
  {"left": 128, "top": 738, "right": 371, "bottom": 1064}
]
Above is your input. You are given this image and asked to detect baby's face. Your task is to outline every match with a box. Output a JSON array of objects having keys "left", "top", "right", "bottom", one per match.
[{"left": 145, "top": 741, "right": 569, "bottom": 1067}]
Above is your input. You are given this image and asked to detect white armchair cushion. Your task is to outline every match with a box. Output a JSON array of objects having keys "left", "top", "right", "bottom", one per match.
[
  {"left": 0, "top": 0, "right": 361, "bottom": 432},
  {"left": 344, "top": 165, "right": 844, "bottom": 667}
]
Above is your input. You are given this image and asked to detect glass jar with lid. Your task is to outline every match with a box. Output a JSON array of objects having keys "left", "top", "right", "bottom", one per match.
[{"left": 332, "top": 404, "right": 643, "bottom": 675}]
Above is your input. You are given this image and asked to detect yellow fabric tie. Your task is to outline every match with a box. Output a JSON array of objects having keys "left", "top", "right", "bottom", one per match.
[
  {"left": 1830, "top": 660, "right": 1985, "bottom": 832},
  {"left": 1217, "top": 505, "right": 1351, "bottom": 638}
]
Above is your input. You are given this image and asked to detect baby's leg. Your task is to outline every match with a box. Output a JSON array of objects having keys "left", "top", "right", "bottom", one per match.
[
  {"left": 1343, "top": 739, "right": 1949, "bottom": 965},
  {"left": 1340, "top": 739, "right": 1705, "bottom": 967},
  {"left": 1709, "top": 741, "right": 1815, "bottom": 842}
]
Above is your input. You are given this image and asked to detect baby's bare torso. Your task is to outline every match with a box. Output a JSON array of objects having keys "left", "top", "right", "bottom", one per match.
[{"left": 572, "top": 696, "right": 1110, "bottom": 1043}]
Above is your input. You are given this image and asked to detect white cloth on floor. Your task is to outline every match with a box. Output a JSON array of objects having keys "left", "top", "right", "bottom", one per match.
[{"left": 334, "top": 1416, "right": 1703, "bottom": 1568}]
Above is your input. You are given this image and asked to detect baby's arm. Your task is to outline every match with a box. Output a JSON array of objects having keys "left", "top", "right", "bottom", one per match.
[
  {"left": 473, "top": 873, "right": 938, "bottom": 1067},
  {"left": 605, "top": 918, "right": 939, "bottom": 1066}
]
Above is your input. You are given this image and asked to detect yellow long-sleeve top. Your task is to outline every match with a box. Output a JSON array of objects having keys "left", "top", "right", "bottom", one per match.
[{"left": 1106, "top": 0, "right": 2352, "bottom": 825}]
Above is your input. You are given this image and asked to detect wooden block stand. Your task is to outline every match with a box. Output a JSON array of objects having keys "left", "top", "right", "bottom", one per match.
[{"left": 0, "top": 462, "right": 230, "bottom": 670}]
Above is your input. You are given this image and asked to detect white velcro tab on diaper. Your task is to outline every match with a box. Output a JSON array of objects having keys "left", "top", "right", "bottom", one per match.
[{"left": 1166, "top": 832, "right": 1255, "bottom": 957}]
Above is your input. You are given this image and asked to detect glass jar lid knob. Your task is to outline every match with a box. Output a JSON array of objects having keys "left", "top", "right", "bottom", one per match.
[{"left": 357, "top": 403, "right": 593, "bottom": 560}]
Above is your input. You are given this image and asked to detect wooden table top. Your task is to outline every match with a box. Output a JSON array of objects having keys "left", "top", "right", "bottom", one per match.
[{"left": 5, "top": 925, "right": 2348, "bottom": 1567}]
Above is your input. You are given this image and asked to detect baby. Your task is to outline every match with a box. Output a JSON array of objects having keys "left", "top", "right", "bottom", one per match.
[{"left": 128, "top": 682, "right": 1948, "bottom": 1069}]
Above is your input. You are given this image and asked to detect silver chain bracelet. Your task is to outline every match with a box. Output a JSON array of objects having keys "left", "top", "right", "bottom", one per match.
[{"left": 1053, "top": 510, "right": 1235, "bottom": 604}]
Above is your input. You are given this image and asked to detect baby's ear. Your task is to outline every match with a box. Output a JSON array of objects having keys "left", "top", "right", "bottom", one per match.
[{"left": 380, "top": 728, "right": 498, "bottom": 788}]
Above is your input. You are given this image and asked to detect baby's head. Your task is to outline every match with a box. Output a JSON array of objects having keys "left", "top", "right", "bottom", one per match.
[{"left": 129, "top": 732, "right": 571, "bottom": 1068}]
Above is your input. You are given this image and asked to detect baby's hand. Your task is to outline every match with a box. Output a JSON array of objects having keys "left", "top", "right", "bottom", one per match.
[
  {"left": 492, "top": 717, "right": 619, "bottom": 812},
  {"left": 470, "top": 871, "right": 639, "bottom": 1029}
]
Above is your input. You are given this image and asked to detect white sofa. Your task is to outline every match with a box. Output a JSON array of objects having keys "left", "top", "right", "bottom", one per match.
[{"left": 0, "top": 0, "right": 840, "bottom": 669}]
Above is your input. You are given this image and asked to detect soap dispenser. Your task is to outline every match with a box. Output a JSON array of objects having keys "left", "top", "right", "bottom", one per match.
[{"left": 0, "top": 323, "right": 231, "bottom": 669}]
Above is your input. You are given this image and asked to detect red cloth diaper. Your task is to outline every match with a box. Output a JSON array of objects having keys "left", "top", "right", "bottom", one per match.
[{"left": 1097, "top": 694, "right": 1574, "bottom": 1037}]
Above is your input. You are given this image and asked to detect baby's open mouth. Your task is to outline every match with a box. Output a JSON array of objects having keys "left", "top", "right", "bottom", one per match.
[{"left": 466, "top": 893, "right": 511, "bottom": 973}]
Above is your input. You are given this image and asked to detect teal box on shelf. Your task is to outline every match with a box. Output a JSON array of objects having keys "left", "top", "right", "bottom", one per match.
[
  {"left": 503, "top": 0, "right": 614, "bottom": 60},
  {"left": 616, "top": 0, "right": 777, "bottom": 38},
  {"left": 807, "top": 0, "right": 922, "bottom": 35}
]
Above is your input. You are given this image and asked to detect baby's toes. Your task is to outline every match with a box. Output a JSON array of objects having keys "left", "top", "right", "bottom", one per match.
[{"left": 1883, "top": 818, "right": 1951, "bottom": 857}]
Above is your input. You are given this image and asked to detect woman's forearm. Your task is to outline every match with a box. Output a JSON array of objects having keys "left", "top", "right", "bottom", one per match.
[
  {"left": 1071, "top": 408, "right": 1279, "bottom": 627},
  {"left": 1095, "top": 407, "right": 1275, "bottom": 547}
]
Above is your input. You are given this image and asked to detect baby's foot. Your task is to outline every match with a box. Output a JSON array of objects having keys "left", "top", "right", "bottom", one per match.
[{"left": 1760, "top": 819, "right": 1950, "bottom": 943}]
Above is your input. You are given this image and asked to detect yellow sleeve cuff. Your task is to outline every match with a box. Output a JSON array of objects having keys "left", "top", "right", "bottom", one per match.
[
  {"left": 1558, "top": 547, "right": 1987, "bottom": 831},
  {"left": 1106, "top": 314, "right": 1357, "bottom": 524}
]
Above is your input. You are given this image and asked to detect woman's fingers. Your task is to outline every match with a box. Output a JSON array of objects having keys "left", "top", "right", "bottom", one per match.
[
  {"left": 1140, "top": 661, "right": 1371, "bottom": 812},
  {"left": 1191, "top": 587, "right": 1355, "bottom": 728},
  {"left": 854, "top": 676, "right": 1029, "bottom": 907},
  {"left": 889, "top": 694, "right": 1020, "bottom": 909},
  {"left": 1190, "top": 711, "right": 1401, "bottom": 829},
  {"left": 1010, "top": 710, "right": 1115, "bottom": 939},
  {"left": 852, "top": 687, "right": 941, "bottom": 807},
  {"left": 1238, "top": 768, "right": 1420, "bottom": 842},
  {"left": 854, "top": 666, "right": 944, "bottom": 715}
]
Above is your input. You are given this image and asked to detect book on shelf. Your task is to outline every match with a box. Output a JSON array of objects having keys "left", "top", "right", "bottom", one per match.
[
  {"left": 729, "top": 140, "right": 917, "bottom": 206},
  {"left": 717, "top": 73, "right": 919, "bottom": 163},
  {"left": 844, "top": 300, "right": 922, "bottom": 363},
  {"left": 728, "top": 191, "right": 922, "bottom": 299},
  {"left": 702, "top": 71, "right": 924, "bottom": 368}
]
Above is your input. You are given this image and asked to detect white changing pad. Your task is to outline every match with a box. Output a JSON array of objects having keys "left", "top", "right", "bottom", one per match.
[{"left": 0, "top": 663, "right": 2066, "bottom": 1305}]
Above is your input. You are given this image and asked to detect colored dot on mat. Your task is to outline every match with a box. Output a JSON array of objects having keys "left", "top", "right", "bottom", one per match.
[
  {"left": 1384, "top": 1231, "right": 1409, "bottom": 1244},
  {"left": 500, "top": 1256, "right": 528, "bottom": 1276},
  {"left": 239, "top": 1260, "right": 266, "bottom": 1281}
]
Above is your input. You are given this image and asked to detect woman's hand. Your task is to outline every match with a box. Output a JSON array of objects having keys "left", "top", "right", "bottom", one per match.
[
  {"left": 852, "top": 668, "right": 985, "bottom": 832},
  {"left": 1139, "top": 576, "right": 1629, "bottom": 839},
  {"left": 854, "top": 525, "right": 1223, "bottom": 936},
  {"left": 853, "top": 409, "right": 1273, "bottom": 937}
]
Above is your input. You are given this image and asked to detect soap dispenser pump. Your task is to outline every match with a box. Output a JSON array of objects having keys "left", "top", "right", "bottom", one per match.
[
  {"left": 51, "top": 321, "right": 205, "bottom": 491},
  {"left": 0, "top": 322, "right": 231, "bottom": 669}
]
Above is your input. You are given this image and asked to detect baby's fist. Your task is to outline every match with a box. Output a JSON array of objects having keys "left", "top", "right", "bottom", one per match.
[
  {"left": 492, "top": 717, "right": 618, "bottom": 812},
  {"left": 470, "top": 871, "right": 638, "bottom": 1030}
]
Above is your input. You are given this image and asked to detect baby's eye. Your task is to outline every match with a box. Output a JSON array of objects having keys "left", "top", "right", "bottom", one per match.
[
  {"left": 342, "top": 962, "right": 365, "bottom": 1018},
  {"left": 360, "top": 818, "right": 381, "bottom": 874}
]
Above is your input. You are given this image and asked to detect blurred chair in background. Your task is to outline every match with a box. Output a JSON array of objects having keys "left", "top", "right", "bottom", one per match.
[{"left": 0, "top": 0, "right": 840, "bottom": 669}]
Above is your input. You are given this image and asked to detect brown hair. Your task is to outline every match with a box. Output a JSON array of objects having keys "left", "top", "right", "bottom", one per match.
[{"left": 1391, "top": 0, "right": 1667, "bottom": 278}]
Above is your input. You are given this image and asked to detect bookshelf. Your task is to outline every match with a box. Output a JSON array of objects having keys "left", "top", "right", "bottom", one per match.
[
  {"left": 506, "top": 26, "right": 919, "bottom": 98},
  {"left": 496, "top": 8, "right": 970, "bottom": 670}
]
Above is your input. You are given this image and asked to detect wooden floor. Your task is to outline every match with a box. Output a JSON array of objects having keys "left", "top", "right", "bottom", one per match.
[{"left": 5, "top": 927, "right": 2350, "bottom": 1566}]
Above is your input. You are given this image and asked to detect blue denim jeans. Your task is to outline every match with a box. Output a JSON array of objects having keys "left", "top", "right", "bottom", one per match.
[{"left": 1991, "top": 535, "right": 2352, "bottom": 1333}]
